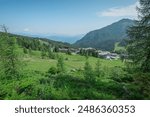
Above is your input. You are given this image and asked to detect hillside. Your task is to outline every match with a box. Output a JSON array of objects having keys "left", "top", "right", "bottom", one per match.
[
  {"left": 74, "top": 19, "right": 134, "bottom": 51},
  {"left": 0, "top": 32, "right": 72, "bottom": 49}
]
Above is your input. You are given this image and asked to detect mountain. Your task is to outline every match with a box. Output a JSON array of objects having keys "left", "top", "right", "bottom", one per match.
[
  {"left": 46, "top": 34, "right": 84, "bottom": 44},
  {"left": 16, "top": 32, "right": 83, "bottom": 44},
  {"left": 0, "top": 32, "right": 72, "bottom": 48},
  {"left": 74, "top": 19, "right": 134, "bottom": 51}
]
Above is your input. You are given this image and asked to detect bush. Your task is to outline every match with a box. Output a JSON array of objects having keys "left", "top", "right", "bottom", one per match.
[{"left": 47, "top": 67, "right": 58, "bottom": 75}]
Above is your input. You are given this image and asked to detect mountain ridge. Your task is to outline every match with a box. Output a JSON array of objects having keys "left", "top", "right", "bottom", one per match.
[
  {"left": 74, "top": 19, "right": 134, "bottom": 51},
  {"left": 15, "top": 32, "right": 83, "bottom": 44}
]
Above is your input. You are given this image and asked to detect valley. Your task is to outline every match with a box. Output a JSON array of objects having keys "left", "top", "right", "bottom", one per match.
[{"left": 0, "top": 14, "right": 150, "bottom": 99}]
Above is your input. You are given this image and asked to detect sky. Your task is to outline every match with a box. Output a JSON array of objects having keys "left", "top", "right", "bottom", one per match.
[{"left": 0, "top": 0, "right": 138, "bottom": 36}]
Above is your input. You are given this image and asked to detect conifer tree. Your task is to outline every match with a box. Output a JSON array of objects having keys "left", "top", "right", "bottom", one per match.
[
  {"left": 41, "top": 49, "right": 46, "bottom": 59},
  {"left": 84, "top": 60, "right": 95, "bottom": 83},
  {"left": 95, "top": 59, "right": 103, "bottom": 77},
  {"left": 23, "top": 47, "right": 28, "bottom": 54},
  {"left": 0, "top": 25, "right": 21, "bottom": 79},
  {"left": 127, "top": 0, "right": 150, "bottom": 72},
  {"left": 57, "top": 56, "right": 65, "bottom": 73}
]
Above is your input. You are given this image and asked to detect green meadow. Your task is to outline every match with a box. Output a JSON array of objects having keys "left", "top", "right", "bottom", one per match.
[
  {"left": 25, "top": 51, "right": 123, "bottom": 71},
  {"left": 1, "top": 48, "right": 130, "bottom": 100}
]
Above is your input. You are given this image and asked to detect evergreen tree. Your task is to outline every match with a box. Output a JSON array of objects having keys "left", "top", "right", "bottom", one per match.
[
  {"left": 127, "top": 0, "right": 150, "bottom": 72},
  {"left": 23, "top": 47, "right": 28, "bottom": 54},
  {"left": 48, "top": 49, "right": 55, "bottom": 59},
  {"left": 57, "top": 56, "right": 65, "bottom": 73},
  {"left": 84, "top": 60, "right": 95, "bottom": 83},
  {"left": 41, "top": 49, "right": 46, "bottom": 59},
  {"left": 0, "top": 26, "right": 21, "bottom": 79},
  {"left": 95, "top": 59, "right": 103, "bottom": 77}
]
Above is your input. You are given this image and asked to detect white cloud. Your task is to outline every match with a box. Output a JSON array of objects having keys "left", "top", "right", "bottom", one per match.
[
  {"left": 97, "top": 2, "right": 139, "bottom": 18},
  {"left": 24, "top": 28, "right": 29, "bottom": 32}
]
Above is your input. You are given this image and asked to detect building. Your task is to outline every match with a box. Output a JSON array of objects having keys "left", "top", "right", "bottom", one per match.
[{"left": 98, "top": 51, "right": 120, "bottom": 60}]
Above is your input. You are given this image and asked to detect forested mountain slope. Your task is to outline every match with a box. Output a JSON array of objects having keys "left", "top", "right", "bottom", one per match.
[
  {"left": 74, "top": 19, "right": 134, "bottom": 51},
  {"left": 0, "top": 32, "right": 72, "bottom": 52}
]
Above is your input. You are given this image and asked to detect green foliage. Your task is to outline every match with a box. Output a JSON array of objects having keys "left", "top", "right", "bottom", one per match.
[
  {"left": 0, "top": 44, "right": 129, "bottom": 99},
  {"left": 123, "top": 0, "right": 150, "bottom": 99},
  {"left": 79, "top": 48, "right": 98, "bottom": 58},
  {"left": 23, "top": 47, "right": 28, "bottom": 54},
  {"left": 114, "top": 42, "right": 126, "bottom": 54},
  {"left": 57, "top": 56, "right": 65, "bottom": 73},
  {"left": 120, "top": 73, "right": 150, "bottom": 100},
  {"left": 50, "top": 74, "right": 117, "bottom": 99},
  {"left": 47, "top": 67, "right": 58, "bottom": 75},
  {"left": 0, "top": 31, "right": 71, "bottom": 55},
  {"left": 0, "top": 32, "right": 21, "bottom": 79},
  {"left": 110, "top": 67, "right": 125, "bottom": 82},
  {"left": 54, "top": 46, "right": 59, "bottom": 52},
  {"left": 132, "top": 73, "right": 150, "bottom": 99},
  {"left": 127, "top": 0, "right": 150, "bottom": 72},
  {"left": 95, "top": 59, "right": 104, "bottom": 77},
  {"left": 28, "top": 47, "right": 32, "bottom": 54},
  {"left": 48, "top": 49, "right": 55, "bottom": 59},
  {"left": 41, "top": 49, "right": 47, "bottom": 59},
  {"left": 84, "top": 60, "right": 95, "bottom": 83}
]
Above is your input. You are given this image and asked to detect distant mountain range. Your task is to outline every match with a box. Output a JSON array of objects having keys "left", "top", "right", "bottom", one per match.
[
  {"left": 0, "top": 32, "right": 72, "bottom": 48},
  {"left": 74, "top": 19, "right": 134, "bottom": 51},
  {"left": 46, "top": 34, "right": 84, "bottom": 44},
  {"left": 16, "top": 32, "right": 83, "bottom": 44}
]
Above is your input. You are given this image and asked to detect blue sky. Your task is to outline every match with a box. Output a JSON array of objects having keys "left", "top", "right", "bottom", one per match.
[{"left": 0, "top": 0, "right": 138, "bottom": 36}]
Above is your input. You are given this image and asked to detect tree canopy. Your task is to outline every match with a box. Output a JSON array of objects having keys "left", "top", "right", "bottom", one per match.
[{"left": 127, "top": 0, "right": 150, "bottom": 72}]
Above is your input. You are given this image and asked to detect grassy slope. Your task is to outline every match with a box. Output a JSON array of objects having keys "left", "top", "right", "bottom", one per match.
[
  {"left": 0, "top": 48, "right": 125, "bottom": 99},
  {"left": 114, "top": 42, "right": 125, "bottom": 52},
  {"left": 22, "top": 49, "right": 124, "bottom": 75}
]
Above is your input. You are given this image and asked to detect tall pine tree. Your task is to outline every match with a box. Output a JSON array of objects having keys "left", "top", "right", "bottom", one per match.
[
  {"left": 0, "top": 25, "right": 21, "bottom": 79},
  {"left": 127, "top": 0, "right": 150, "bottom": 72}
]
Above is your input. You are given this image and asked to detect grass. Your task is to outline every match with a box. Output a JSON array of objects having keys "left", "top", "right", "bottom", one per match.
[
  {"left": 114, "top": 42, "right": 125, "bottom": 52},
  {"left": 0, "top": 48, "right": 128, "bottom": 100},
  {"left": 23, "top": 49, "right": 124, "bottom": 75}
]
